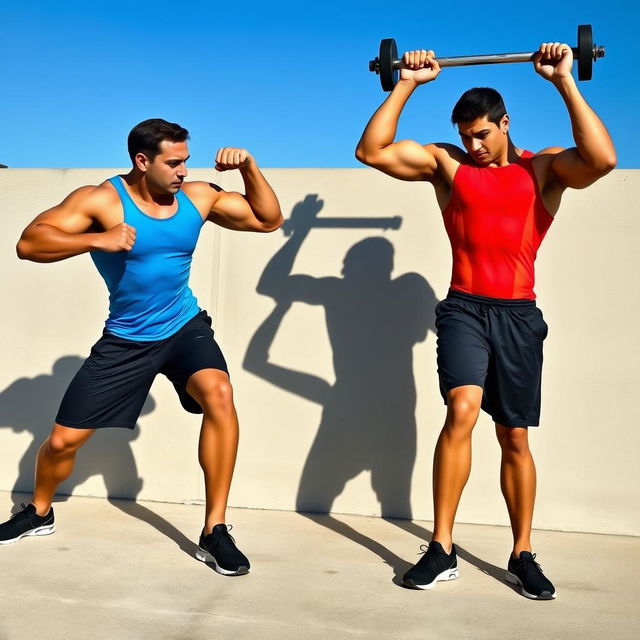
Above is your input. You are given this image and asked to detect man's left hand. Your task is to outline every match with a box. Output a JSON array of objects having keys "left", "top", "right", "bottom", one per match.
[{"left": 534, "top": 42, "right": 573, "bottom": 83}]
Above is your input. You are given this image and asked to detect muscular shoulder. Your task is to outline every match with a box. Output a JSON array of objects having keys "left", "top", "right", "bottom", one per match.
[
  {"left": 428, "top": 142, "right": 466, "bottom": 162},
  {"left": 182, "top": 180, "right": 223, "bottom": 205},
  {"left": 60, "top": 181, "right": 121, "bottom": 214},
  {"left": 427, "top": 143, "right": 465, "bottom": 185},
  {"left": 530, "top": 147, "right": 566, "bottom": 189}
]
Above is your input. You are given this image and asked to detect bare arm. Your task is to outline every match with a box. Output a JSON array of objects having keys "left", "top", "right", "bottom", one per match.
[
  {"left": 355, "top": 50, "right": 445, "bottom": 181},
  {"left": 16, "top": 185, "right": 135, "bottom": 263},
  {"left": 192, "top": 149, "right": 283, "bottom": 232},
  {"left": 534, "top": 43, "right": 616, "bottom": 190}
]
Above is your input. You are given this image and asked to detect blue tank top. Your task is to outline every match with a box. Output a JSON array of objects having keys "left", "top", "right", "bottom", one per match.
[{"left": 91, "top": 176, "right": 205, "bottom": 341}]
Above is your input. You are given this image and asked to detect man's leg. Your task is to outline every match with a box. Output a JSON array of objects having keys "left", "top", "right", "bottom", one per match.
[
  {"left": 186, "top": 369, "right": 239, "bottom": 534},
  {"left": 32, "top": 423, "right": 95, "bottom": 514},
  {"left": 495, "top": 424, "right": 535, "bottom": 555},
  {"left": 186, "top": 368, "right": 250, "bottom": 575},
  {"left": 496, "top": 424, "right": 556, "bottom": 599},
  {"left": 431, "top": 385, "right": 483, "bottom": 551},
  {"left": 31, "top": 424, "right": 95, "bottom": 514},
  {"left": 402, "top": 384, "right": 482, "bottom": 589},
  {"left": 0, "top": 423, "right": 94, "bottom": 544}
]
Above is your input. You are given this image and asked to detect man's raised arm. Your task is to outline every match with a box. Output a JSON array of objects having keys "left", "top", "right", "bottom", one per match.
[
  {"left": 534, "top": 42, "right": 616, "bottom": 189},
  {"left": 355, "top": 50, "right": 442, "bottom": 182},
  {"left": 195, "top": 148, "right": 283, "bottom": 233}
]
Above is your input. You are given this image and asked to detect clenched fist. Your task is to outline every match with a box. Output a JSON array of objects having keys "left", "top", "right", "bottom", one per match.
[
  {"left": 400, "top": 49, "right": 441, "bottom": 85},
  {"left": 96, "top": 222, "right": 136, "bottom": 252},
  {"left": 534, "top": 42, "right": 573, "bottom": 83},
  {"left": 214, "top": 147, "right": 254, "bottom": 172}
]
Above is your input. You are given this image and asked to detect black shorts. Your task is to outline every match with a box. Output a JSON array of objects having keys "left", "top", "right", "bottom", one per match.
[
  {"left": 435, "top": 289, "right": 548, "bottom": 427},
  {"left": 56, "top": 311, "right": 228, "bottom": 430}
]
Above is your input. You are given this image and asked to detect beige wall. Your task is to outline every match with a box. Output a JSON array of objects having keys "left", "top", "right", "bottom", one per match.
[{"left": 0, "top": 168, "right": 638, "bottom": 536}]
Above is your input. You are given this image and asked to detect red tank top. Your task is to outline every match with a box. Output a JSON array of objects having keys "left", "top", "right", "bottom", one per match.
[{"left": 442, "top": 151, "right": 553, "bottom": 299}]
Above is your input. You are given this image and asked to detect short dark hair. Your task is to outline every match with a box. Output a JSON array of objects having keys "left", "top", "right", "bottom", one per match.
[
  {"left": 127, "top": 118, "right": 190, "bottom": 163},
  {"left": 451, "top": 88, "right": 507, "bottom": 126}
]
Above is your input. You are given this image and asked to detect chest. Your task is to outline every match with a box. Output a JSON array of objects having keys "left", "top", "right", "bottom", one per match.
[{"left": 454, "top": 165, "right": 536, "bottom": 215}]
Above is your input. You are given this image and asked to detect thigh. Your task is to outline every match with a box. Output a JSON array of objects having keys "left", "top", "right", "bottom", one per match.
[
  {"left": 56, "top": 333, "right": 156, "bottom": 430},
  {"left": 159, "top": 312, "right": 229, "bottom": 414},
  {"left": 486, "top": 306, "right": 547, "bottom": 427},
  {"left": 436, "top": 299, "right": 490, "bottom": 401}
]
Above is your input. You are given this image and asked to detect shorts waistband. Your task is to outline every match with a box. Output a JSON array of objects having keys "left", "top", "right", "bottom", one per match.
[{"left": 447, "top": 288, "right": 536, "bottom": 307}]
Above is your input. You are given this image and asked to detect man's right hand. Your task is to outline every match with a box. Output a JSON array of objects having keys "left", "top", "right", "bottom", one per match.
[
  {"left": 399, "top": 50, "right": 441, "bottom": 85},
  {"left": 95, "top": 223, "right": 136, "bottom": 252}
]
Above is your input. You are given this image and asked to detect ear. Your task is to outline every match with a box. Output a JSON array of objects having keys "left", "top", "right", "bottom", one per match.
[
  {"left": 135, "top": 152, "right": 151, "bottom": 172},
  {"left": 501, "top": 114, "right": 510, "bottom": 134}
]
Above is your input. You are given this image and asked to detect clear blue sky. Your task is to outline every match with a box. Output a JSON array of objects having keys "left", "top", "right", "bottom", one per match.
[{"left": 1, "top": 0, "right": 638, "bottom": 168}]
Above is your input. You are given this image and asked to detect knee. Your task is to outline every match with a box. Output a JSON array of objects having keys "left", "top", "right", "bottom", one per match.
[
  {"left": 47, "top": 432, "right": 83, "bottom": 457},
  {"left": 445, "top": 395, "right": 480, "bottom": 432},
  {"left": 195, "top": 377, "right": 235, "bottom": 417},
  {"left": 497, "top": 427, "right": 530, "bottom": 456}
]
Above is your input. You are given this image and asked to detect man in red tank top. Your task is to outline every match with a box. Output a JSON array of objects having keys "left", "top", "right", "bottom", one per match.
[{"left": 356, "top": 42, "right": 615, "bottom": 599}]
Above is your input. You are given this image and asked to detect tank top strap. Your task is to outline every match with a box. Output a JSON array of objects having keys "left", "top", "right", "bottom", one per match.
[
  {"left": 108, "top": 176, "right": 141, "bottom": 223},
  {"left": 175, "top": 188, "right": 206, "bottom": 226},
  {"left": 108, "top": 176, "right": 134, "bottom": 204}
]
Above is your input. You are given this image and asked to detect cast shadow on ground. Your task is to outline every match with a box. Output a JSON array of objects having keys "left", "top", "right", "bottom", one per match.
[{"left": 244, "top": 194, "right": 505, "bottom": 587}]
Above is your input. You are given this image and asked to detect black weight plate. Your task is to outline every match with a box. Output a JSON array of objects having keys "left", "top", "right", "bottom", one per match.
[
  {"left": 379, "top": 38, "right": 398, "bottom": 91},
  {"left": 577, "top": 24, "right": 593, "bottom": 81}
]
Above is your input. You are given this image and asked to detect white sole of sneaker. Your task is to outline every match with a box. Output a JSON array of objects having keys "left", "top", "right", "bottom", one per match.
[
  {"left": 505, "top": 571, "right": 556, "bottom": 600},
  {"left": 0, "top": 524, "right": 56, "bottom": 545},
  {"left": 195, "top": 547, "right": 249, "bottom": 576},
  {"left": 404, "top": 566, "right": 459, "bottom": 590}
]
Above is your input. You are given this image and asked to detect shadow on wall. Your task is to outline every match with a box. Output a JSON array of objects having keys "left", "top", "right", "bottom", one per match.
[
  {"left": 243, "top": 194, "right": 439, "bottom": 520},
  {"left": 0, "top": 355, "right": 154, "bottom": 502},
  {"left": 1, "top": 357, "right": 203, "bottom": 560},
  {"left": 243, "top": 194, "right": 509, "bottom": 587}
]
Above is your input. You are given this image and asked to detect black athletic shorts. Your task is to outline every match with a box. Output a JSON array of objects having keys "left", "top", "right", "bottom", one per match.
[
  {"left": 435, "top": 289, "right": 548, "bottom": 427},
  {"left": 56, "top": 310, "right": 228, "bottom": 430}
]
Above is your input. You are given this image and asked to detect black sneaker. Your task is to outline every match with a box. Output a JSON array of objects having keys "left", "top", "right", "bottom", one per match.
[
  {"left": 402, "top": 541, "right": 459, "bottom": 589},
  {"left": 0, "top": 503, "right": 55, "bottom": 545},
  {"left": 506, "top": 551, "right": 556, "bottom": 600},
  {"left": 195, "top": 524, "right": 250, "bottom": 576}
]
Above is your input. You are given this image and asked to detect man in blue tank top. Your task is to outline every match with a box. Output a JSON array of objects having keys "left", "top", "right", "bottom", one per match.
[{"left": 0, "top": 119, "right": 283, "bottom": 576}]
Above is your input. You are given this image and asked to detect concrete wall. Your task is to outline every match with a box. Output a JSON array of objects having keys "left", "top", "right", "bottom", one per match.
[{"left": 0, "top": 168, "right": 638, "bottom": 536}]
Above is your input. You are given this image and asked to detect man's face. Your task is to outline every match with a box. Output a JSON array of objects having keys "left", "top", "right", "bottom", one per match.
[
  {"left": 457, "top": 114, "right": 509, "bottom": 165},
  {"left": 139, "top": 140, "right": 189, "bottom": 194}
]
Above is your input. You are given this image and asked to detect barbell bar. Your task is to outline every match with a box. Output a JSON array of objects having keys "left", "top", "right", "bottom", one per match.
[{"left": 368, "top": 25, "right": 605, "bottom": 91}]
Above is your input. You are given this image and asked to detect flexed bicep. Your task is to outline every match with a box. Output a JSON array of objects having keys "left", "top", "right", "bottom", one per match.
[{"left": 208, "top": 190, "right": 273, "bottom": 231}]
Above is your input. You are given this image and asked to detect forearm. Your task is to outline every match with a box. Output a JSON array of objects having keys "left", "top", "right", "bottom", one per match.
[
  {"left": 356, "top": 79, "right": 418, "bottom": 159},
  {"left": 239, "top": 161, "right": 283, "bottom": 230},
  {"left": 554, "top": 77, "right": 616, "bottom": 171},
  {"left": 16, "top": 223, "right": 101, "bottom": 263}
]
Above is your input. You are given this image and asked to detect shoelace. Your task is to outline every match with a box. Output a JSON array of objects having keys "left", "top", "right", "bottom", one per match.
[
  {"left": 209, "top": 525, "right": 238, "bottom": 551},
  {"left": 417, "top": 543, "right": 443, "bottom": 558},
  {"left": 521, "top": 553, "right": 547, "bottom": 577}
]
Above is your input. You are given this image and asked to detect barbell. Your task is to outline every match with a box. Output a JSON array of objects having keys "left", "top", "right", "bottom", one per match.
[{"left": 369, "top": 25, "right": 605, "bottom": 91}]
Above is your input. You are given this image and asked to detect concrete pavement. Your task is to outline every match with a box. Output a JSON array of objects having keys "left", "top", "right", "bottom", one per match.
[{"left": 0, "top": 492, "right": 637, "bottom": 640}]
